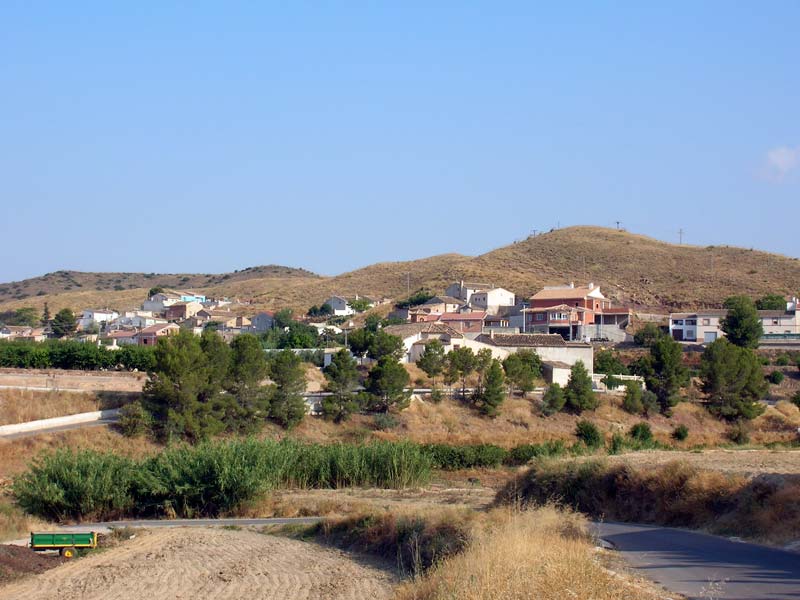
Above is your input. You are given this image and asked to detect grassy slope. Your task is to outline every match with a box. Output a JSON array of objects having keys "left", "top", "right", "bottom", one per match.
[{"left": 2, "top": 226, "right": 799, "bottom": 315}]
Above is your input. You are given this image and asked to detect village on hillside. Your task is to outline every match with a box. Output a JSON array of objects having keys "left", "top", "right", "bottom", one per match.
[{"left": 2, "top": 279, "right": 798, "bottom": 391}]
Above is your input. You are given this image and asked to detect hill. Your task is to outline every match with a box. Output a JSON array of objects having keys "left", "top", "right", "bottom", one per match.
[{"left": 1, "top": 226, "right": 798, "bottom": 315}]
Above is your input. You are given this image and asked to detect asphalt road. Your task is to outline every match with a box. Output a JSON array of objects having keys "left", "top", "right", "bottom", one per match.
[{"left": 595, "top": 521, "right": 800, "bottom": 600}]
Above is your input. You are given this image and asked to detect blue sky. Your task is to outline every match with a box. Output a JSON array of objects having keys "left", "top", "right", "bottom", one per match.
[{"left": 1, "top": 2, "right": 798, "bottom": 282}]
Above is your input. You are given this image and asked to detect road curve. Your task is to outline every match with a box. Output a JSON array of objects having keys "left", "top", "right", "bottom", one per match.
[{"left": 595, "top": 521, "right": 800, "bottom": 600}]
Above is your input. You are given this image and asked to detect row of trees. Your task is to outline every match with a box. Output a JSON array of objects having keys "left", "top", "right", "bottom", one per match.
[
  {"left": 0, "top": 305, "right": 77, "bottom": 338},
  {"left": 0, "top": 339, "right": 155, "bottom": 371},
  {"left": 595, "top": 294, "right": 770, "bottom": 422},
  {"left": 132, "top": 330, "right": 307, "bottom": 441}
]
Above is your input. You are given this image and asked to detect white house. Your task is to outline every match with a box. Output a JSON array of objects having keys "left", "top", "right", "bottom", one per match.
[
  {"left": 324, "top": 296, "right": 355, "bottom": 316},
  {"left": 445, "top": 281, "right": 494, "bottom": 303},
  {"left": 468, "top": 288, "right": 516, "bottom": 314},
  {"left": 78, "top": 309, "right": 119, "bottom": 331},
  {"left": 142, "top": 291, "right": 182, "bottom": 313}
]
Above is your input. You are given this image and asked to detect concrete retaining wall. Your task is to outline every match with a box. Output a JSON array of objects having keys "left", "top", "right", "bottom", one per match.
[{"left": 0, "top": 409, "right": 121, "bottom": 437}]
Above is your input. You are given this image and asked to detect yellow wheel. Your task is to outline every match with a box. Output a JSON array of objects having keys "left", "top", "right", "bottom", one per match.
[{"left": 60, "top": 546, "right": 77, "bottom": 559}]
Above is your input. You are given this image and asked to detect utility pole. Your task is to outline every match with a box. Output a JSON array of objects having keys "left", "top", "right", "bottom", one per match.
[{"left": 678, "top": 228, "right": 684, "bottom": 244}]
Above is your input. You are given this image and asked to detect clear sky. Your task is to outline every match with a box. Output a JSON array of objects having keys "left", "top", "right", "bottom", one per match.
[{"left": 1, "top": 2, "right": 798, "bottom": 282}]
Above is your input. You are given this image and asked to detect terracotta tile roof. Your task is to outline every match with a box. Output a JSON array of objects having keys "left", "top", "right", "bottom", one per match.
[
  {"left": 531, "top": 287, "right": 601, "bottom": 301},
  {"left": 423, "top": 296, "right": 464, "bottom": 306},
  {"left": 438, "top": 311, "right": 487, "bottom": 321},
  {"left": 475, "top": 333, "right": 568, "bottom": 347},
  {"left": 383, "top": 322, "right": 464, "bottom": 339},
  {"left": 138, "top": 323, "right": 177, "bottom": 335}
]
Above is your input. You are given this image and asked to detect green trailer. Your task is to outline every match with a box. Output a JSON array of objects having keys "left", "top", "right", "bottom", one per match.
[{"left": 30, "top": 531, "right": 97, "bottom": 558}]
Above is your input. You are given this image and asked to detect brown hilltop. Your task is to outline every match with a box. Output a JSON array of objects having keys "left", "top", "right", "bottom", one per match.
[{"left": 1, "top": 226, "right": 798, "bottom": 315}]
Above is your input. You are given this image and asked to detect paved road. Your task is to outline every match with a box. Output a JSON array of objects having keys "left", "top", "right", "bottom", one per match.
[{"left": 595, "top": 521, "right": 800, "bottom": 600}]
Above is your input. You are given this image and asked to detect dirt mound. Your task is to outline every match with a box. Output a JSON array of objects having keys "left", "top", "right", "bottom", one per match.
[
  {"left": 0, "top": 545, "right": 62, "bottom": 583},
  {"left": 0, "top": 527, "right": 398, "bottom": 600}
]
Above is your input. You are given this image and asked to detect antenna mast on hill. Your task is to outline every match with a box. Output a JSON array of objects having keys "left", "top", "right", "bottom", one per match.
[
  {"left": 615, "top": 221, "right": 622, "bottom": 231},
  {"left": 678, "top": 228, "right": 684, "bottom": 244}
]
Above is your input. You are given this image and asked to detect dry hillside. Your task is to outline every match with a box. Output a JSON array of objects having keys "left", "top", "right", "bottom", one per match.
[{"left": 2, "top": 226, "right": 799, "bottom": 315}]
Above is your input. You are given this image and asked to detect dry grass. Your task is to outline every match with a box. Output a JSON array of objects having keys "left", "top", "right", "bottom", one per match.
[
  {"left": 0, "top": 494, "right": 53, "bottom": 542},
  {"left": 0, "top": 427, "right": 160, "bottom": 481},
  {"left": 0, "top": 390, "right": 102, "bottom": 425},
  {"left": 4, "top": 226, "right": 800, "bottom": 315},
  {"left": 395, "top": 506, "right": 666, "bottom": 600},
  {"left": 502, "top": 459, "right": 800, "bottom": 547}
]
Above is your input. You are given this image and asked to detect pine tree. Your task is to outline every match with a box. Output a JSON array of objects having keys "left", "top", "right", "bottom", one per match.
[
  {"left": 51, "top": 308, "right": 77, "bottom": 338},
  {"left": 700, "top": 338, "right": 766, "bottom": 420},
  {"left": 721, "top": 296, "right": 763, "bottom": 349},
  {"left": 541, "top": 383, "right": 566, "bottom": 415},
  {"left": 322, "top": 349, "right": 361, "bottom": 422},
  {"left": 366, "top": 356, "right": 411, "bottom": 411},
  {"left": 416, "top": 339, "right": 446, "bottom": 387},
  {"left": 41, "top": 302, "right": 51, "bottom": 326},
  {"left": 267, "top": 349, "right": 307, "bottom": 429},
  {"left": 479, "top": 359, "right": 506, "bottom": 417},
  {"left": 565, "top": 360, "right": 598, "bottom": 413}
]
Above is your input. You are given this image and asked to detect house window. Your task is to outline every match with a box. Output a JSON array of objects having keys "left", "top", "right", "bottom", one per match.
[
  {"left": 536, "top": 313, "right": 545, "bottom": 321},
  {"left": 702, "top": 318, "right": 710, "bottom": 326},
  {"left": 674, "top": 320, "right": 684, "bottom": 326},
  {"left": 685, "top": 319, "right": 697, "bottom": 325},
  {"left": 773, "top": 319, "right": 779, "bottom": 325}
]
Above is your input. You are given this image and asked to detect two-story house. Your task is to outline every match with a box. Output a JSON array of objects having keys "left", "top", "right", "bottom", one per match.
[{"left": 524, "top": 283, "right": 630, "bottom": 341}]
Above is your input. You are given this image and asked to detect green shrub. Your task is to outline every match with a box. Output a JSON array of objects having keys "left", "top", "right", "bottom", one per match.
[
  {"left": 622, "top": 383, "right": 643, "bottom": 415},
  {"left": 792, "top": 391, "right": 800, "bottom": 410},
  {"left": 422, "top": 444, "right": 507, "bottom": 470},
  {"left": 14, "top": 439, "right": 433, "bottom": 521},
  {"left": 373, "top": 413, "right": 399, "bottom": 430},
  {"left": 541, "top": 383, "right": 565, "bottom": 416},
  {"left": 775, "top": 354, "right": 791, "bottom": 366},
  {"left": 628, "top": 422, "right": 653, "bottom": 443},
  {"left": 768, "top": 370, "right": 784, "bottom": 385},
  {"left": 504, "top": 441, "right": 567, "bottom": 466},
  {"left": 13, "top": 449, "right": 137, "bottom": 521},
  {"left": 672, "top": 424, "right": 689, "bottom": 441},
  {"left": 608, "top": 433, "right": 625, "bottom": 455},
  {"left": 575, "top": 420, "right": 602, "bottom": 449},
  {"left": 118, "top": 402, "right": 152, "bottom": 437},
  {"left": 728, "top": 420, "right": 751, "bottom": 445}
]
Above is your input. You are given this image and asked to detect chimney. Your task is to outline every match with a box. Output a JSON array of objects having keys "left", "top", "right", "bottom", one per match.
[{"left": 588, "top": 282, "right": 594, "bottom": 289}]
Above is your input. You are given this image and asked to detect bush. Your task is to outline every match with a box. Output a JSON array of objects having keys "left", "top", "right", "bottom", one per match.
[
  {"left": 728, "top": 420, "right": 751, "bottom": 445},
  {"left": 622, "top": 383, "right": 643, "bottom": 415},
  {"left": 672, "top": 424, "right": 689, "bottom": 441},
  {"left": 13, "top": 450, "right": 137, "bottom": 521},
  {"left": 423, "top": 444, "right": 507, "bottom": 470},
  {"left": 608, "top": 433, "right": 625, "bottom": 455},
  {"left": 775, "top": 354, "right": 791, "bottom": 366},
  {"left": 504, "top": 441, "right": 568, "bottom": 466},
  {"left": 14, "top": 440, "right": 433, "bottom": 520},
  {"left": 574, "top": 420, "right": 602, "bottom": 449},
  {"left": 792, "top": 391, "right": 800, "bottom": 410},
  {"left": 768, "top": 370, "right": 784, "bottom": 385},
  {"left": 118, "top": 402, "right": 152, "bottom": 437},
  {"left": 541, "top": 383, "right": 565, "bottom": 416},
  {"left": 429, "top": 388, "right": 444, "bottom": 403},
  {"left": 373, "top": 413, "right": 399, "bottom": 430},
  {"left": 628, "top": 422, "right": 653, "bottom": 443}
]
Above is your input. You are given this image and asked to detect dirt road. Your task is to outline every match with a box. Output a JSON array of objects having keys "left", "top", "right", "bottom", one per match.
[{"left": 0, "top": 527, "right": 398, "bottom": 600}]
